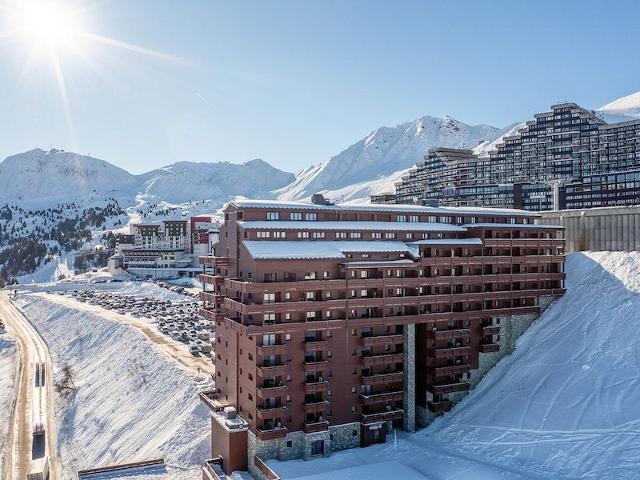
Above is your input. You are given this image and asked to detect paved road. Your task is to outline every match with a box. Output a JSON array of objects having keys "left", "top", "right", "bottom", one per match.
[{"left": 1, "top": 291, "right": 60, "bottom": 480}]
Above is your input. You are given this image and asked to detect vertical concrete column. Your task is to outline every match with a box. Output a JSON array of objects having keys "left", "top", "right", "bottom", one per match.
[
  {"left": 403, "top": 323, "right": 416, "bottom": 432},
  {"left": 623, "top": 214, "right": 630, "bottom": 251}
]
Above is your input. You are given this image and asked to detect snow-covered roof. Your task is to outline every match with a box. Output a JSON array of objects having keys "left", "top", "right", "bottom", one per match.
[
  {"left": 229, "top": 199, "right": 540, "bottom": 217},
  {"left": 238, "top": 221, "right": 465, "bottom": 232},
  {"left": 463, "top": 223, "right": 564, "bottom": 229},
  {"left": 408, "top": 238, "right": 483, "bottom": 246},
  {"left": 243, "top": 240, "right": 413, "bottom": 260},
  {"left": 344, "top": 259, "right": 416, "bottom": 267}
]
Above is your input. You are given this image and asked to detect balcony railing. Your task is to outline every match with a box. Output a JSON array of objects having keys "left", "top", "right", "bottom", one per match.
[
  {"left": 362, "top": 334, "right": 404, "bottom": 347},
  {"left": 302, "top": 420, "right": 330, "bottom": 433},
  {"left": 427, "top": 382, "right": 470, "bottom": 395},
  {"left": 431, "top": 346, "right": 471, "bottom": 360},
  {"left": 360, "top": 390, "right": 404, "bottom": 404},
  {"left": 480, "top": 343, "right": 500, "bottom": 353},
  {"left": 360, "top": 408, "right": 403, "bottom": 424},
  {"left": 428, "top": 400, "right": 453, "bottom": 413},
  {"left": 361, "top": 371, "right": 404, "bottom": 385},
  {"left": 256, "top": 425, "right": 288, "bottom": 441},
  {"left": 430, "top": 364, "right": 470, "bottom": 377}
]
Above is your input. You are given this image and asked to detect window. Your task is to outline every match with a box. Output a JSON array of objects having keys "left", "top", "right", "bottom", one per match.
[
  {"left": 323, "top": 271, "right": 330, "bottom": 278},
  {"left": 325, "top": 310, "right": 332, "bottom": 318},
  {"left": 428, "top": 215, "right": 437, "bottom": 223},
  {"left": 298, "top": 231, "right": 309, "bottom": 238},
  {"left": 372, "top": 232, "right": 382, "bottom": 239},
  {"left": 285, "top": 292, "right": 291, "bottom": 300},
  {"left": 290, "top": 212, "right": 302, "bottom": 221},
  {"left": 263, "top": 293, "right": 276, "bottom": 304},
  {"left": 305, "top": 213, "right": 317, "bottom": 221},
  {"left": 266, "top": 212, "right": 279, "bottom": 220},
  {"left": 306, "top": 291, "right": 315, "bottom": 300},
  {"left": 406, "top": 232, "right": 413, "bottom": 239},
  {"left": 304, "top": 272, "right": 317, "bottom": 280},
  {"left": 273, "top": 231, "right": 286, "bottom": 238},
  {"left": 285, "top": 313, "right": 292, "bottom": 320},
  {"left": 408, "top": 215, "right": 419, "bottom": 222},
  {"left": 397, "top": 215, "right": 407, "bottom": 222},
  {"left": 306, "top": 311, "right": 316, "bottom": 320},
  {"left": 385, "top": 232, "right": 396, "bottom": 239},
  {"left": 313, "top": 231, "right": 325, "bottom": 239},
  {"left": 336, "top": 232, "right": 347, "bottom": 239},
  {"left": 264, "top": 313, "right": 276, "bottom": 324},
  {"left": 285, "top": 333, "right": 291, "bottom": 341},
  {"left": 256, "top": 231, "right": 270, "bottom": 238},
  {"left": 350, "top": 232, "right": 362, "bottom": 239}
]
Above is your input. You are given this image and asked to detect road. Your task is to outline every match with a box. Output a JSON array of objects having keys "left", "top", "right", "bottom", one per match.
[
  {"left": 1, "top": 291, "right": 60, "bottom": 480},
  {"left": 38, "top": 292, "right": 211, "bottom": 376}
]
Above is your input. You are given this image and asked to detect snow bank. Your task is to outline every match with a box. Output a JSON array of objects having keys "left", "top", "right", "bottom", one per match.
[
  {"left": 426, "top": 251, "right": 640, "bottom": 479},
  {"left": 16, "top": 295, "right": 209, "bottom": 478},
  {"left": 0, "top": 332, "right": 18, "bottom": 475}
]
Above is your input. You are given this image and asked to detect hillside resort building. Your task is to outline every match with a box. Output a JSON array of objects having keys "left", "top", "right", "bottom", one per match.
[
  {"left": 198, "top": 198, "right": 566, "bottom": 479},
  {"left": 108, "top": 216, "right": 218, "bottom": 278},
  {"left": 373, "top": 102, "right": 640, "bottom": 210}
]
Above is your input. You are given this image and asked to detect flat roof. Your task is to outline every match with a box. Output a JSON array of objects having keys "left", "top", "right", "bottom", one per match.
[
  {"left": 229, "top": 199, "right": 541, "bottom": 217},
  {"left": 237, "top": 221, "right": 465, "bottom": 232},
  {"left": 243, "top": 240, "right": 413, "bottom": 260}
]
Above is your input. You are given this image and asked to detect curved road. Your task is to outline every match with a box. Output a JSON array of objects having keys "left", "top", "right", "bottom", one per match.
[{"left": 1, "top": 291, "right": 60, "bottom": 480}]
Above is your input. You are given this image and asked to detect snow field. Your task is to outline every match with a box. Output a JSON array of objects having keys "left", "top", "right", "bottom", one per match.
[
  {"left": 15, "top": 294, "right": 210, "bottom": 479},
  {"left": 0, "top": 332, "right": 18, "bottom": 476}
]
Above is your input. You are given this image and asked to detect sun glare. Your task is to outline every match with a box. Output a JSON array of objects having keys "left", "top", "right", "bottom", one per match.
[{"left": 12, "top": 1, "right": 86, "bottom": 58}]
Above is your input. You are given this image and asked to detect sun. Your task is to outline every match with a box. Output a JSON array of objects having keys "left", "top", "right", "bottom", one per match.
[{"left": 10, "top": 0, "right": 87, "bottom": 59}]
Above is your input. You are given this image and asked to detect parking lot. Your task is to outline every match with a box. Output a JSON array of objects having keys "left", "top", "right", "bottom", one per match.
[{"left": 50, "top": 290, "right": 213, "bottom": 357}]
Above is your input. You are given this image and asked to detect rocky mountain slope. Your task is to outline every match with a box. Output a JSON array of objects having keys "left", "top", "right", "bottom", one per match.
[{"left": 275, "top": 115, "right": 501, "bottom": 201}]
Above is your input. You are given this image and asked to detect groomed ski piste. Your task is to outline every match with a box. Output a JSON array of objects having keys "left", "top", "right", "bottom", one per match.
[
  {"left": 12, "top": 281, "right": 212, "bottom": 479},
  {"left": 268, "top": 251, "right": 640, "bottom": 480}
]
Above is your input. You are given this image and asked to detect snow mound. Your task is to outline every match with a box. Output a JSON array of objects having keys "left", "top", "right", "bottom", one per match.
[
  {"left": 0, "top": 333, "right": 18, "bottom": 475},
  {"left": 427, "top": 251, "right": 640, "bottom": 479},
  {"left": 16, "top": 295, "right": 210, "bottom": 475}
]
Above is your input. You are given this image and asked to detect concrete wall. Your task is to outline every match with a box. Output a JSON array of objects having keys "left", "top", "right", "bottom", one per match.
[{"left": 542, "top": 206, "right": 640, "bottom": 253}]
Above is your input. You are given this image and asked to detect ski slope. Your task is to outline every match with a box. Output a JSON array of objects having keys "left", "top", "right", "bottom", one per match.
[{"left": 270, "top": 252, "right": 640, "bottom": 480}]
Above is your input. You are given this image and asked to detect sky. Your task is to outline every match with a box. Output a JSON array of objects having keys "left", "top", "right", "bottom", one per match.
[{"left": 0, "top": 0, "right": 639, "bottom": 174}]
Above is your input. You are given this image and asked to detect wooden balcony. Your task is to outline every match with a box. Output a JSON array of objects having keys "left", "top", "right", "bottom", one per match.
[
  {"left": 430, "top": 364, "right": 470, "bottom": 377},
  {"left": 428, "top": 400, "right": 453, "bottom": 413},
  {"left": 256, "top": 343, "right": 289, "bottom": 356},
  {"left": 256, "top": 363, "right": 287, "bottom": 376},
  {"left": 480, "top": 343, "right": 500, "bottom": 353},
  {"left": 200, "top": 274, "right": 225, "bottom": 285},
  {"left": 431, "top": 346, "right": 471, "bottom": 360},
  {"left": 482, "top": 325, "right": 500, "bottom": 336},
  {"left": 303, "top": 420, "right": 330, "bottom": 434},
  {"left": 256, "top": 405, "right": 287, "bottom": 420},
  {"left": 360, "top": 409, "right": 403, "bottom": 424},
  {"left": 200, "top": 291, "right": 224, "bottom": 304},
  {"left": 256, "top": 426, "right": 288, "bottom": 441},
  {"left": 361, "top": 371, "right": 404, "bottom": 386},
  {"left": 303, "top": 399, "right": 330, "bottom": 413},
  {"left": 304, "top": 339, "right": 329, "bottom": 351},
  {"left": 199, "top": 256, "right": 230, "bottom": 267},
  {"left": 362, "top": 334, "right": 404, "bottom": 347},
  {"left": 428, "top": 382, "right": 470, "bottom": 395},
  {"left": 362, "top": 352, "right": 404, "bottom": 368},
  {"left": 199, "top": 308, "right": 223, "bottom": 322},
  {"left": 430, "top": 328, "right": 471, "bottom": 341},
  {"left": 360, "top": 390, "right": 403, "bottom": 405},
  {"left": 304, "top": 380, "right": 329, "bottom": 394},
  {"left": 257, "top": 384, "right": 287, "bottom": 397}
]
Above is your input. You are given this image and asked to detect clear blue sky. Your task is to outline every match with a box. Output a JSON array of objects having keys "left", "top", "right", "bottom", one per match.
[{"left": 0, "top": 0, "right": 638, "bottom": 174}]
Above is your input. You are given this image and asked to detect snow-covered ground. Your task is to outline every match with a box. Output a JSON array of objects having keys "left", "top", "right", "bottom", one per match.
[
  {"left": 14, "top": 292, "right": 210, "bottom": 479},
  {"left": 0, "top": 330, "right": 18, "bottom": 477},
  {"left": 270, "top": 252, "right": 640, "bottom": 480}
]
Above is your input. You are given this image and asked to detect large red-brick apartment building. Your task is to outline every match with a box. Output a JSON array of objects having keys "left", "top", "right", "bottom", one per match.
[{"left": 199, "top": 198, "right": 565, "bottom": 479}]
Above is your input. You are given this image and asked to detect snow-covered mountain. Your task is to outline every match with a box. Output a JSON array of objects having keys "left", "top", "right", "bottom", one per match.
[
  {"left": 275, "top": 115, "right": 502, "bottom": 201},
  {"left": 140, "top": 159, "right": 294, "bottom": 204},
  {"left": 597, "top": 91, "right": 640, "bottom": 122},
  {"left": 0, "top": 149, "right": 138, "bottom": 205}
]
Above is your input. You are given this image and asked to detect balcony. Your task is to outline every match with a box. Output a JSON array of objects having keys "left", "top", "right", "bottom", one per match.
[
  {"left": 256, "top": 404, "right": 287, "bottom": 420},
  {"left": 361, "top": 371, "right": 404, "bottom": 385},
  {"left": 256, "top": 425, "right": 288, "bottom": 441},
  {"left": 304, "top": 339, "right": 329, "bottom": 351},
  {"left": 303, "top": 399, "right": 330, "bottom": 413},
  {"left": 362, "top": 352, "right": 404, "bottom": 368},
  {"left": 256, "top": 362, "right": 287, "bottom": 375},
  {"left": 200, "top": 291, "right": 225, "bottom": 304},
  {"left": 304, "top": 380, "right": 329, "bottom": 394},
  {"left": 360, "top": 390, "right": 404, "bottom": 404},
  {"left": 480, "top": 343, "right": 500, "bottom": 353},
  {"left": 428, "top": 382, "right": 470, "bottom": 395},
  {"left": 257, "top": 383, "right": 287, "bottom": 395},
  {"left": 362, "top": 334, "right": 404, "bottom": 347},
  {"left": 257, "top": 343, "right": 288, "bottom": 356},
  {"left": 200, "top": 308, "right": 224, "bottom": 322},
  {"left": 199, "top": 273, "right": 225, "bottom": 285},
  {"left": 303, "top": 356, "right": 329, "bottom": 367},
  {"left": 360, "top": 408, "right": 403, "bottom": 424},
  {"left": 200, "top": 256, "right": 230, "bottom": 267},
  {"left": 430, "top": 364, "right": 470, "bottom": 377},
  {"left": 430, "top": 328, "right": 471, "bottom": 341},
  {"left": 303, "top": 420, "right": 330, "bottom": 434},
  {"left": 428, "top": 400, "right": 453, "bottom": 413},
  {"left": 431, "top": 346, "right": 471, "bottom": 360},
  {"left": 482, "top": 325, "right": 500, "bottom": 336}
]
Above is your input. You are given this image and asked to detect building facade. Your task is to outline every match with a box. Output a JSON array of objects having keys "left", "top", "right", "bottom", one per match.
[
  {"left": 389, "top": 103, "right": 640, "bottom": 210},
  {"left": 199, "top": 199, "right": 566, "bottom": 478}
]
